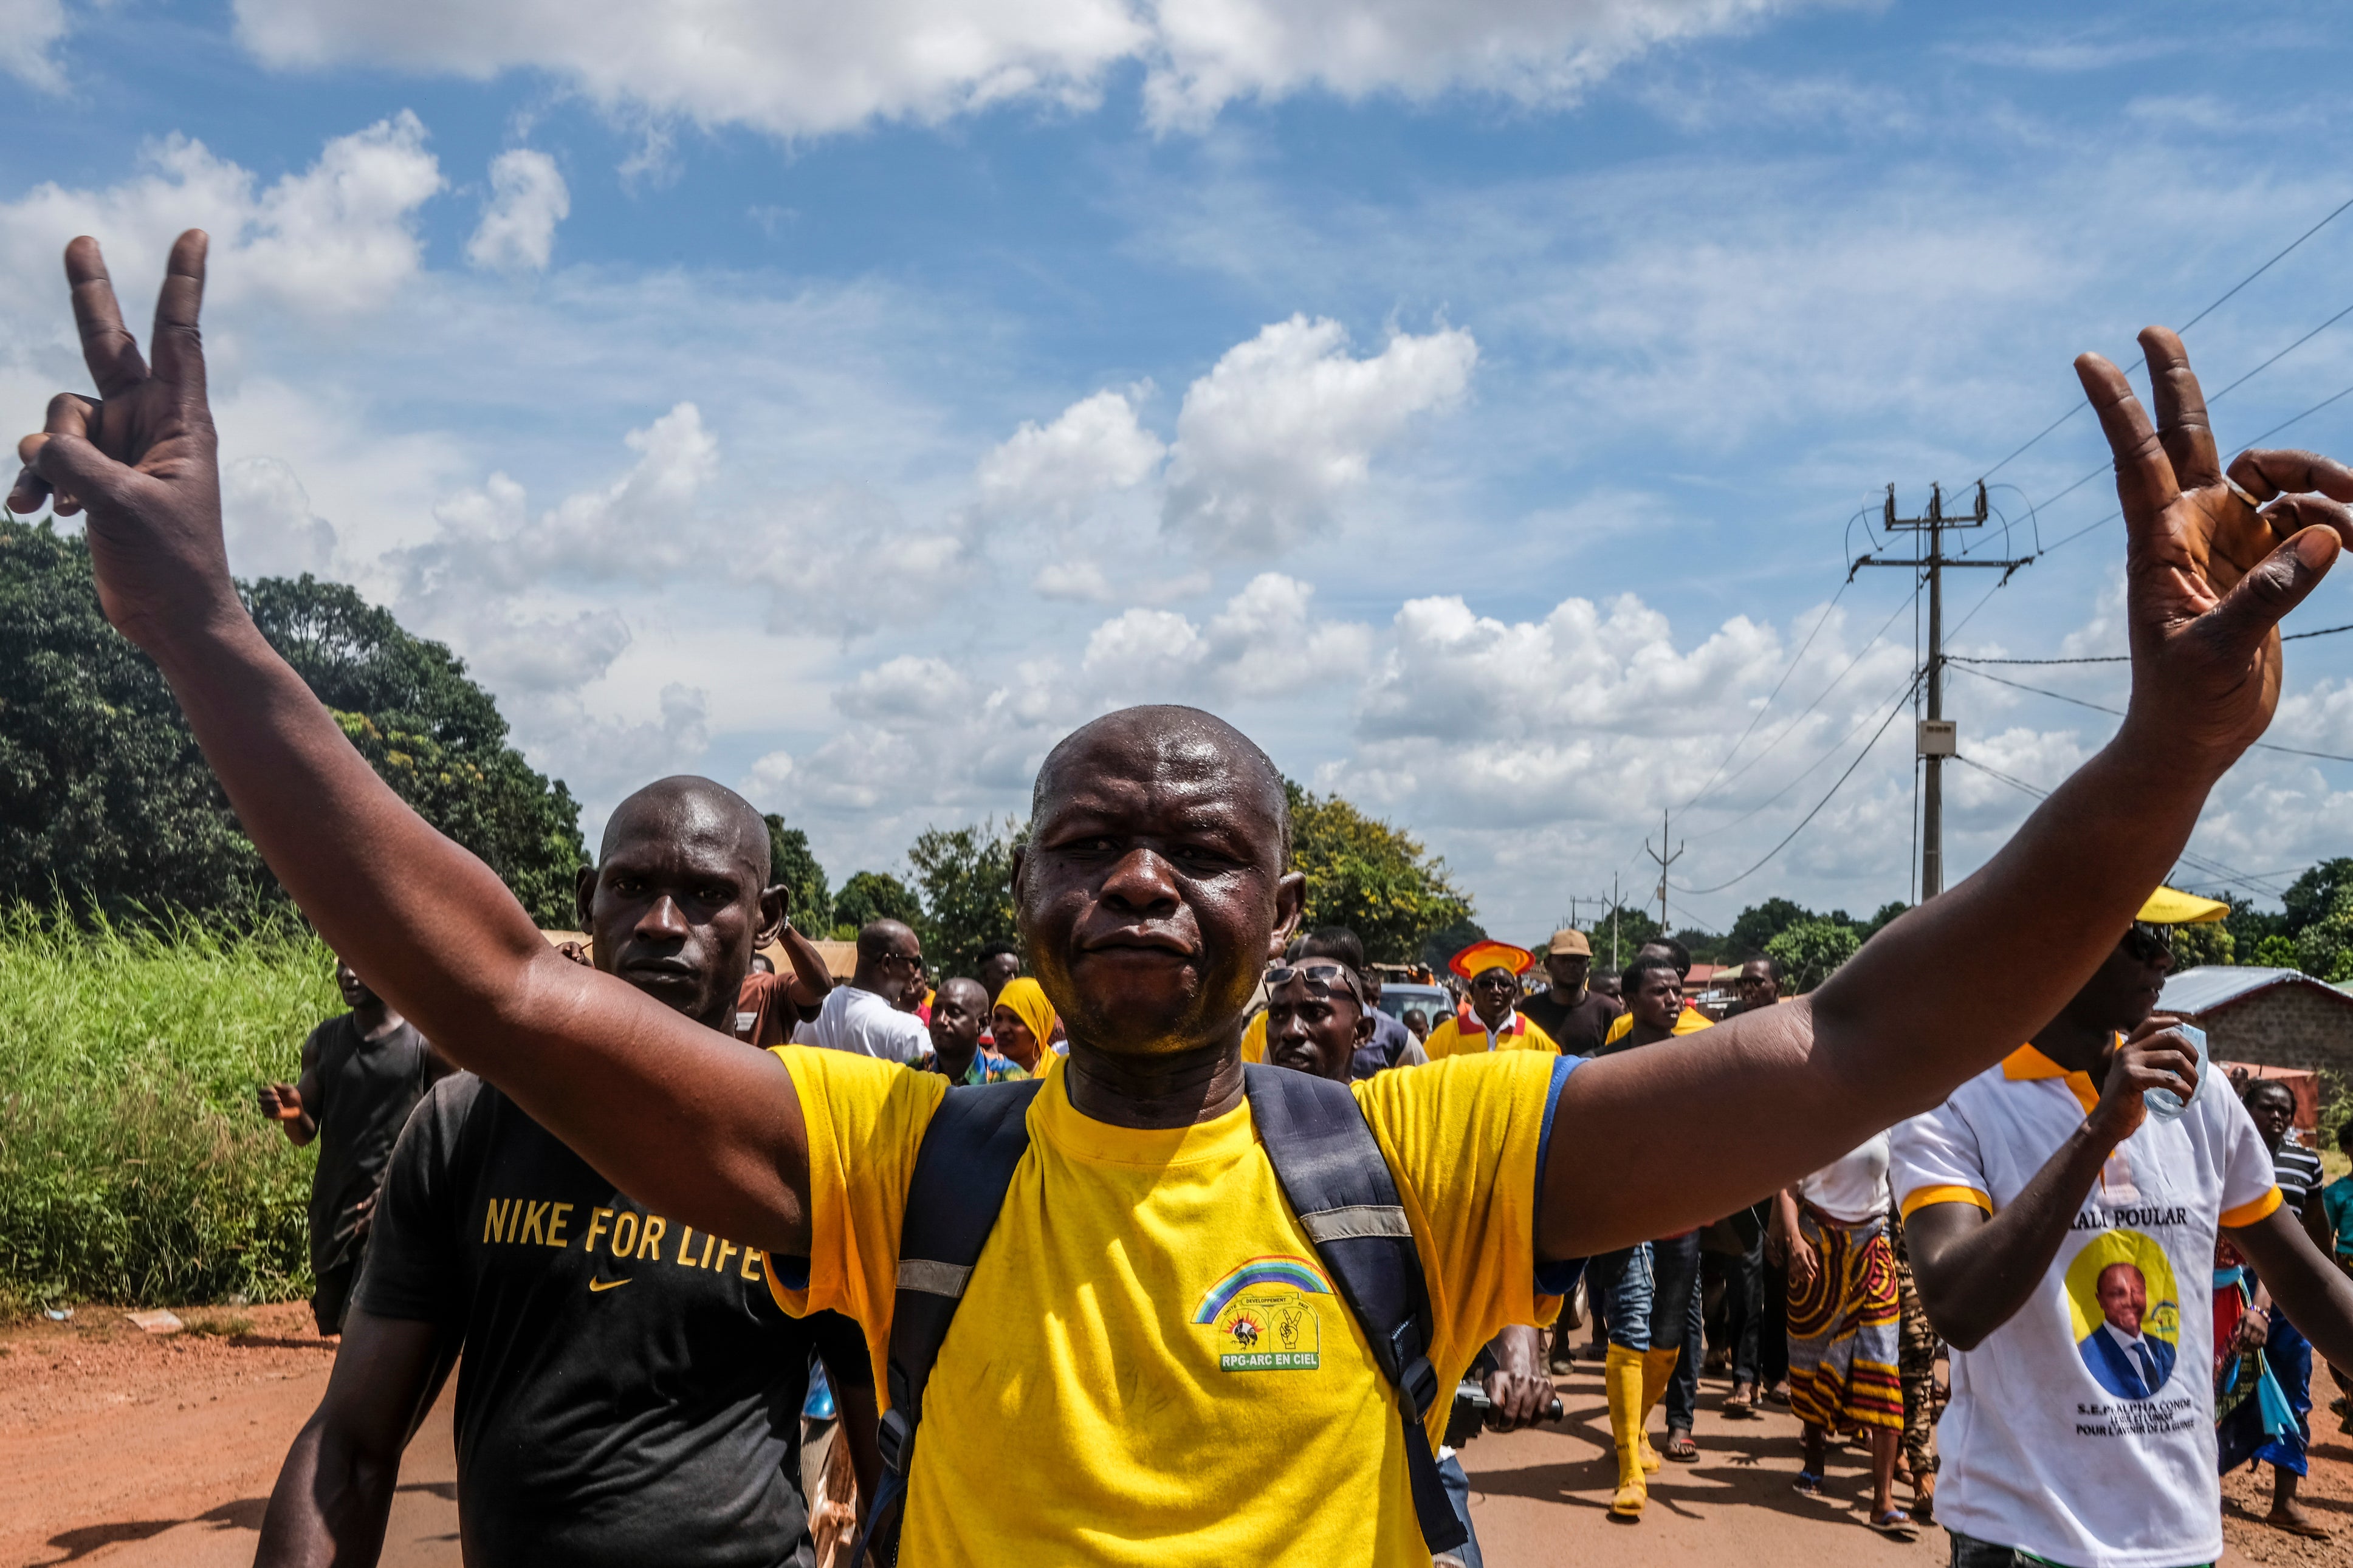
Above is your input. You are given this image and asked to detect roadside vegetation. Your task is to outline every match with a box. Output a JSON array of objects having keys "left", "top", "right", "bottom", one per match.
[{"left": 0, "top": 906, "right": 334, "bottom": 1318}]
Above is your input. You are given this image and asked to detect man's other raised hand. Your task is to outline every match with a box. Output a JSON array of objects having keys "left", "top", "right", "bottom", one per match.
[
  {"left": 2083, "top": 327, "right": 2353, "bottom": 771},
  {"left": 7, "top": 231, "right": 237, "bottom": 653}
]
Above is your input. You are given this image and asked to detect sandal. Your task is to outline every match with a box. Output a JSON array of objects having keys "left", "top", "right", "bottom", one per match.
[
  {"left": 1724, "top": 1384, "right": 1758, "bottom": 1419},
  {"left": 1871, "top": 1508, "right": 1917, "bottom": 1540},
  {"left": 1764, "top": 1384, "right": 1791, "bottom": 1406},
  {"left": 1793, "top": 1470, "right": 1824, "bottom": 1497},
  {"left": 1665, "top": 1431, "right": 1699, "bottom": 1462}
]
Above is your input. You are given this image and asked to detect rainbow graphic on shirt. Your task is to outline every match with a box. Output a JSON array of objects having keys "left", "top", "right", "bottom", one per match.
[{"left": 1196, "top": 1256, "right": 1331, "bottom": 1371}]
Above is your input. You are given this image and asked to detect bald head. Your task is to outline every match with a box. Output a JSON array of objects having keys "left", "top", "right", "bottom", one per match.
[
  {"left": 602, "top": 776, "right": 770, "bottom": 882},
  {"left": 1034, "top": 707, "right": 1290, "bottom": 864}
]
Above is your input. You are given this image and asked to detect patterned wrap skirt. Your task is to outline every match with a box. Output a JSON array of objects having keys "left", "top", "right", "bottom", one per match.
[{"left": 1786, "top": 1205, "right": 1904, "bottom": 1433}]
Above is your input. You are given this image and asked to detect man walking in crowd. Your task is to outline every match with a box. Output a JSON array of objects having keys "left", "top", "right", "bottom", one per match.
[
  {"left": 1602, "top": 937, "right": 1714, "bottom": 1046},
  {"left": 2310, "top": 1122, "right": 2353, "bottom": 1431},
  {"left": 254, "top": 776, "right": 876, "bottom": 1567},
  {"left": 258, "top": 956, "right": 449, "bottom": 1335},
  {"left": 1735, "top": 956, "right": 1783, "bottom": 1014},
  {"left": 1589, "top": 956, "right": 1711, "bottom": 1513},
  {"left": 26, "top": 233, "right": 2353, "bottom": 1564},
  {"left": 1711, "top": 954, "right": 1784, "bottom": 1417},
  {"left": 791, "top": 919, "right": 929, "bottom": 1062},
  {"left": 1518, "top": 928, "right": 1623, "bottom": 1057},
  {"left": 1424, "top": 941, "right": 1559, "bottom": 1058},
  {"left": 1240, "top": 928, "right": 1426, "bottom": 1075},
  {"left": 732, "top": 917, "right": 836, "bottom": 1047},
  {"left": 2241, "top": 1076, "right": 2329, "bottom": 1536},
  {"left": 919, "top": 976, "right": 1025, "bottom": 1084},
  {"left": 975, "top": 940, "right": 1022, "bottom": 1005},
  {"left": 1774, "top": 1131, "right": 1910, "bottom": 1538},
  {"left": 1897, "top": 894, "right": 2353, "bottom": 1567}
]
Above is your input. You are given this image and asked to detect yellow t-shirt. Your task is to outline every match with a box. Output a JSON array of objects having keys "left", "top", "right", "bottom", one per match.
[
  {"left": 1240, "top": 1008, "right": 1267, "bottom": 1063},
  {"left": 768, "top": 1045, "right": 1562, "bottom": 1566},
  {"left": 1601, "top": 1003, "right": 1713, "bottom": 1046},
  {"left": 1423, "top": 1008, "right": 1559, "bottom": 1060}
]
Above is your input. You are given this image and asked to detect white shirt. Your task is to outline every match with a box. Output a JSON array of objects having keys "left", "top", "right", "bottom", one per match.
[
  {"left": 790, "top": 984, "right": 929, "bottom": 1064},
  {"left": 1797, "top": 1132, "right": 1890, "bottom": 1224},
  {"left": 1889, "top": 1046, "right": 2281, "bottom": 1568}
]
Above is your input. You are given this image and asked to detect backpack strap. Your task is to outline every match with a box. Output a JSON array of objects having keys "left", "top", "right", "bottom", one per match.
[
  {"left": 1241, "top": 1064, "right": 1469, "bottom": 1556},
  {"left": 851, "top": 1076, "right": 1046, "bottom": 1568}
]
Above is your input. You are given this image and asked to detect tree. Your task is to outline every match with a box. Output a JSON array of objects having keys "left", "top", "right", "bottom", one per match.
[
  {"left": 908, "top": 818, "right": 1022, "bottom": 979},
  {"left": 1590, "top": 905, "right": 1662, "bottom": 972},
  {"left": 1420, "top": 916, "right": 1488, "bottom": 974},
  {"left": 1764, "top": 918, "right": 1861, "bottom": 994},
  {"left": 2283, "top": 860, "right": 2353, "bottom": 934},
  {"left": 0, "top": 521, "right": 585, "bottom": 926},
  {"left": 2171, "top": 920, "right": 2234, "bottom": 968},
  {"left": 763, "top": 815, "right": 831, "bottom": 933},
  {"left": 1673, "top": 927, "right": 1729, "bottom": 966},
  {"left": 1860, "top": 901, "right": 1911, "bottom": 940},
  {"left": 1286, "top": 782, "right": 1474, "bottom": 966},
  {"left": 2294, "top": 888, "right": 2353, "bottom": 984},
  {"left": 1726, "top": 898, "right": 1811, "bottom": 960},
  {"left": 832, "top": 870, "right": 924, "bottom": 942}
]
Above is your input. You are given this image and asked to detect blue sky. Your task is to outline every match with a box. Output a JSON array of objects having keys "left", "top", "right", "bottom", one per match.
[{"left": 7, "top": 0, "right": 2352, "bottom": 943}]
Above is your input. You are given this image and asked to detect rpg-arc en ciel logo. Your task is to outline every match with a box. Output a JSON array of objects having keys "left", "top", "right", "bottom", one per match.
[{"left": 1194, "top": 1256, "right": 1331, "bottom": 1371}]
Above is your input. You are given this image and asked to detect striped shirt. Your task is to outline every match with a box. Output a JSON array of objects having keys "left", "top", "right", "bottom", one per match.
[{"left": 2273, "top": 1134, "right": 2324, "bottom": 1217}]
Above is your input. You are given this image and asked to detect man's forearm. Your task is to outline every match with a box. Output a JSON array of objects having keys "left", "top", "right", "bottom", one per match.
[
  {"left": 1908, "top": 1125, "right": 2112, "bottom": 1350},
  {"left": 254, "top": 1417, "right": 400, "bottom": 1568},
  {"left": 777, "top": 923, "right": 835, "bottom": 1008}
]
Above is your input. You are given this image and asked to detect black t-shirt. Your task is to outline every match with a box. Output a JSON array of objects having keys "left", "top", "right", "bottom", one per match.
[
  {"left": 1519, "top": 986, "right": 1622, "bottom": 1057},
  {"left": 358, "top": 1072, "right": 868, "bottom": 1568},
  {"left": 305, "top": 1012, "right": 433, "bottom": 1277}
]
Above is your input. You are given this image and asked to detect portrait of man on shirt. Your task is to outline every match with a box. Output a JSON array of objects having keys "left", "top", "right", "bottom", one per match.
[{"left": 2076, "top": 1259, "right": 2176, "bottom": 1400}]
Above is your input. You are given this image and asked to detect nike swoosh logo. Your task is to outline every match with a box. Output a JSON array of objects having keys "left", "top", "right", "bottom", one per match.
[{"left": 588, "top": 1277, "right": 632, "bottom": 1293}]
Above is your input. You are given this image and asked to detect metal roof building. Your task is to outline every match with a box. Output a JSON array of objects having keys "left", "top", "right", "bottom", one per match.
[{"left": 2156, "top": 965, "right": 2353, "bottom": 1078}]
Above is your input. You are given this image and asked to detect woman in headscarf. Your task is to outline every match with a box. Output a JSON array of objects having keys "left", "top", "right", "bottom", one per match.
[{"left": 991, "top": 976, "right": 1059, "bottom": 1074}]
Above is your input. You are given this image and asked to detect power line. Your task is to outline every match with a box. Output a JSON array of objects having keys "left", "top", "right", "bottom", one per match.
[
  {"left": 1949, "top": 662, "right": 2353, "bottom": 762},
  {"left": 1677, "top": 578, "right": 1853, "bottom": 812},
  {"left": 1973, "top": 193, "right": 2353, "bottom": 485},
  {"left": 1946, "top": 623, "right": 2353, "bottom": 668},
  {"left": 1688, "top": 663, "right": 1922, "bottom": 844},
  {"left": 1673, "top": 673, "right": 1920, "bottom": 896}
]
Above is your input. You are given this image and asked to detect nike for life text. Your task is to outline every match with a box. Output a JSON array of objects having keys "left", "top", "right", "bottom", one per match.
[{"left": 479, "top": 1198, "right": 768, "bottom": 1281}]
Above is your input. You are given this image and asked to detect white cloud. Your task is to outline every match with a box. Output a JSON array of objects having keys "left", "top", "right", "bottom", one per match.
[
  {"left": 1, "top": 0, "right": 69, "bottom": 89},
  {"left": 1162, "top": 315, "right": 1475, "bottom": 552},
  {"left": 1079, "top": 572, "right": 1373, "bottom": 699},
  {"left": 222, "top": 455, "right": 340, "bottom": 577},
  {"left": 975, "top": 386, "right": 1164, "bottom": 526},
  {"left": 225, "top": 0, "right": 1801, "bottom": 140},
  {"left": 466, "top": 148, "right": 569, "bottom": 273},
  {"left": 0, "top": 113, "right": 442, "bottom": 327},
  {"left": 1034, "top": 560, "right": 1116, "bottom": 601}
]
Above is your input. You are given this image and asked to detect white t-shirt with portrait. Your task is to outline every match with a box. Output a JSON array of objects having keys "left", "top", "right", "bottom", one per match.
[{"left": 1889, "top": 1045, "right": 2282, "bottom": 1568}]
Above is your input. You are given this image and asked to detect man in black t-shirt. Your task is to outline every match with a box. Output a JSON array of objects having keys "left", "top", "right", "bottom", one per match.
[
  {"left": 255, "top": 776, "right": 873, "bottom": 1568},
  {"left": 1519, "top": 928, "right": 1622, "bottom": 1058},
  {"left": 257, "top": 957, "right": 450, "bottom": 1335}
]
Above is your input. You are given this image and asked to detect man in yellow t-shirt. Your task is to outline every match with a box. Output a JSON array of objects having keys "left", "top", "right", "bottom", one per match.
[
  {"left": 1423, "top": 940, "right": 1560, "bottom": 1059},
  {"left": 52, "top": 241, "right": 2327, "bottom": 1568}
]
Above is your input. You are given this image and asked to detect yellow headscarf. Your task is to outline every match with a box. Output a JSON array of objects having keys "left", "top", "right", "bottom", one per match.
[{"left": 994, "top": 976, "right": 1060, "bottom": 1061}]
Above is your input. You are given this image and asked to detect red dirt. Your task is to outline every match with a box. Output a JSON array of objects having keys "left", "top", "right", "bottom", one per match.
[{"left": 4, "top": 1310, "right": 2349, "bottom": 1566}]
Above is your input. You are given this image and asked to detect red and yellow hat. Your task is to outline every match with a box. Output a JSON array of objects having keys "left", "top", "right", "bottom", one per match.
[{"left": 1448, "top": 939, "right": 1536, "bottom": 981}]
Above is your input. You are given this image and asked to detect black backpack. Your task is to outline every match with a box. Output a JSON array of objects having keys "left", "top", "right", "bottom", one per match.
[{"left": 852, "top": 1063, "right": 1466, "bottom": 1565}]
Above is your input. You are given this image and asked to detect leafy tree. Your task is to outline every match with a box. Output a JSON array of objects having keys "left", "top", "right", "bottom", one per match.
[
  {"left": 2294, "top": 888, "right": 2353, "bottom": 984},
  {"left": 908, "top": 818, "right": 1022, "bottom": 979},
  {"left": 2222, "top": 892, "right": 2283, "bottom": 965},
  {"left": 763, "top": 815, "right": 831, "bottom": 933},
  {"left": 1764, "top": 918, "right": 1861, "bottom": 994},
  {"left": 2255, "top": 934, "right": 2300, "bottom": 969},
  {"left": 1588, "top": 905, "right": 1662, "bottom": 973},
  {"left": 1726, "top": 898, "right": 1811, "bottom": 960},
  {"left": 2283, "top": 860, "right": 2353, "bottom": 934},
  {"left": 832, "top": 870, "right": 924, "bottom": 942},
  {"left": 1860, "top": 901, "right": 1911, "bottom": 939},
  {"left": 1420, "top": 916, "right": 1488, "bottom": 974},
  {"left": 1286, "top": 781, "right": 1474, "bottom": 967},
  {"left": 2170, "top": 920, "right": 2235, "bottom": 968},
  {"left": 0, "top": 521, "right": 585, "bottom": 926},
  {"left": 1673, "top": 927, "right": 1729, "bottom": 966}
]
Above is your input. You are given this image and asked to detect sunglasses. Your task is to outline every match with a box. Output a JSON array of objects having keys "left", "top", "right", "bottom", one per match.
[
  {"left": 1266, "top": 961, "right": 1363, "bottom": 1004},
  {"left": 2121, "top": 922, "right": 2174, "bottom": 964}
]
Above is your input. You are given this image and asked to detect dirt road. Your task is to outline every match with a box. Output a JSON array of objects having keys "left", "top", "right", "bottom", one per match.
[{"left": 7, "top": 1306, "right": 2349, "bottom": 1565}]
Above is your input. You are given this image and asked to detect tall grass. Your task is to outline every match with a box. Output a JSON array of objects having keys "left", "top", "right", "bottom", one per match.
[{"left": 0, "top": 906, "right": 338, "bottom": 1315}]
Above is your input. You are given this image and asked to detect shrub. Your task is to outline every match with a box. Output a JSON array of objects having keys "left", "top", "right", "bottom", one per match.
[{"left": 0, "top": 906, "right": 334, "bottom": 1315}]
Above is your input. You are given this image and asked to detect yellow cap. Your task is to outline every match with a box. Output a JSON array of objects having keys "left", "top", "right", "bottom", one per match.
[{"left": 2136, "top": 885, "right": 2229, "bottom": 925}]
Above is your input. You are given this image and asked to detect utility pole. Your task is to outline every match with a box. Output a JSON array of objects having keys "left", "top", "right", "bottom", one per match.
[
  {"left": 1645, "top": 810, "right": 1684, "bottom": 933},
  {"left": 1610, "top": 872, "right": 1623, "bottom": 970},
  {"left": 1850, "top": 482, "right": 2033, "bottom": 900}
]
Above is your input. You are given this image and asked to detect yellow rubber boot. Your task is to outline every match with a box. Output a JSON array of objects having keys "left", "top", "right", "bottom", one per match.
[
  {"left": 1604, "top": 1344, "right": 1648, "bottom": 1518},
  {"left": 1637, "top": 1346, "right": 1680, "bottom": 1471}
]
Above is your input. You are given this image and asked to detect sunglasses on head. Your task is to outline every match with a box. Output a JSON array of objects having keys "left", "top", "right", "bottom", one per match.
[
  {"left": 1266, "top": 961, "right": 1362, "bottom": 1004},
  {"left": 2121, "top": 922, "right": 2174, "bottom": 963}
]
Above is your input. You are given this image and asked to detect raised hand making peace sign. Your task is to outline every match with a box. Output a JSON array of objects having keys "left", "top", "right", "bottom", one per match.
[
  {"left": 2077, "top": 328, "right": 2353, "bottom": 770},
  {"left": 7, "top": 230, "right": 235, "bottom": 652}
]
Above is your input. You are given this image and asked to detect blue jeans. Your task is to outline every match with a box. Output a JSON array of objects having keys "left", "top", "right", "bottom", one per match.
[
  {"left": 1590, "top": 1234, "right": 1705, "bottom": 1429},
  {"left": 1946, "top": 1530, "right": 2207, "bottom": 1567},
  {"left": 1434, "top": 1449, "right": 1483, "bottom": 1568}
]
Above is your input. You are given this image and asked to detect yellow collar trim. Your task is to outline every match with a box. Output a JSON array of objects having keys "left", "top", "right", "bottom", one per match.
[{"left": 2002, "top": 1044, "right": 2101, "bottom": 1115}]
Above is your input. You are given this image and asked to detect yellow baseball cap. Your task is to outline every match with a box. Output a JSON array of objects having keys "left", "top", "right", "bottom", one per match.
[{"left": 2136, "top": 885, "right": 2228, "bottom": 925}]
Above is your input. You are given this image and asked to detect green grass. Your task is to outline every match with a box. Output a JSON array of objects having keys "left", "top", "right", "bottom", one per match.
[{"left": 0, "top": 906, "right": 338, "bottom": 1316}]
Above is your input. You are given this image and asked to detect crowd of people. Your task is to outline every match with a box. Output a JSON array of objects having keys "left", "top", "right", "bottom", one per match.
[{"left": 23, "top": 231, "right": 2353, "bottom": 1568}]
